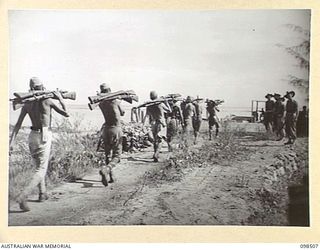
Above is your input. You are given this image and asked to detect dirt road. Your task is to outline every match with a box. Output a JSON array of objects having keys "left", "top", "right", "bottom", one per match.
[{"left": 8, "top": 135, "right": 308, "bottom": 226}]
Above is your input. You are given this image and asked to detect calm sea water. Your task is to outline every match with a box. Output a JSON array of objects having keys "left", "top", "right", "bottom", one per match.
[{"left": 9, "top": 103, "right": 252, "bottom": 131}]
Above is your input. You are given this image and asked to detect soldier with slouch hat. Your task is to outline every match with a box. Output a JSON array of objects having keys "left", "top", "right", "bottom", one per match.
[
  {"left": 264, "top": 93, "right": 274, "bottom": 132},
  {"left": 284, "top": 91, "right": 298, "bottom": 145},
  {"left": 273, "top": 93, "right": 285, "bottom": 141}
]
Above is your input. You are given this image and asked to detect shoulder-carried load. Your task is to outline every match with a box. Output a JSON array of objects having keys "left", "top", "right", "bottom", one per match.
[
  {"left": 88, "top": 90, "right": 139, "bottom": 110},
  {"left": 10, "top": 89, "right": 76, "bottom": 110},
  {"left": 138, "top": 93, "right": 185, "bottom": 109},
  {"left": 205, "top": 99, "right": 224, "bottom": 106},
  {"left": 137, "top": 97, "right": 170, "bottom": 109},
  {"left": 160, "top": 93, "right": 182, "bottom": 101},
  {"left": 192, "top": 98, "right": 204, "bottom": 103}
]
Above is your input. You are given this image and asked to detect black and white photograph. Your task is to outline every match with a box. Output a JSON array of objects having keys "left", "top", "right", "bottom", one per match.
[{"left": 8, "top": 9, "right": 310, "bottom": 226}]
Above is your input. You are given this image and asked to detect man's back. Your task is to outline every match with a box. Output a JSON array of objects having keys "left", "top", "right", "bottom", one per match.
[
  {"left": 172, "top": 103, "right": 181, "bottom": 119},
  {"left": 147, "top": 103, "right": 164, "bottom": 123},
  {"left": 23, "top": 99, "right": 56, "bottom": 128},
  {"left": 193, "top": 102, "right": 202, "bottom": 119},
  {"left": 99, "top": 99, "right": 124, "bottom": 127},
  {"left": 184, "top": 103, "right": 195, "bottom": 119},
  {"left": 207, "top": 104, "right": 217, "bottom": 117}
]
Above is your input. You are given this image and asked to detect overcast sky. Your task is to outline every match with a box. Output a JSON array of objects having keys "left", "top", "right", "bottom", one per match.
[{"left": 9, "top": 10, "right": 310, "bottom": 109}]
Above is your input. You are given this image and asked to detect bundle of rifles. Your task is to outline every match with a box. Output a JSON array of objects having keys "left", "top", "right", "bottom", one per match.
[
  {"left": 10, "top": 89, "right": 77, "bottom": 110},
  {"left": 87, "top": 90, "right": 139, "bottom": 110}
]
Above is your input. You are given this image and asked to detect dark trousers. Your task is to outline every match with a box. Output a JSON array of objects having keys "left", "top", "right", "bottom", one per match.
[
  {"left": 102, "top": 126, "right": 122, "bottom": 167},
  {"left": 285, "top": 113, "right": 297, "bottom": 141}
]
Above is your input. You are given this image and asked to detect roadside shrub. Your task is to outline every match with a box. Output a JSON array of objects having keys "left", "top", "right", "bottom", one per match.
[{"left": 9, "top": 116, "right": 105, "bottom": 201}]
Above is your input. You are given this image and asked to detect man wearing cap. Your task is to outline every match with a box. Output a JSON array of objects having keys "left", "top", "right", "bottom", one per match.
[
  {"left": 145, "top": 91, "right": 171, "bottom": 162},
  {"left": 98, "top": 83, "right": 125, "bottom": 186},
  {"left": 9, "top": 77, "right": 69, "bottom": 212},
  {"left": 192, "top": 98, "right": 203, "bottom": 144},
  {"left": 284, "top": 91, "right": 298, "bottom": 145},
  {"left": 206, "top": 100, "right": 220, "bottom": 140},
  {"left": 273, "top": 93, "right": 285, "bottom": 141},
  {"left": 264, "top": 93, "right": 275, "bottom": 132},
  {"left": 166, "top": 98, "right": 183, "bottom": 152},
  {"left": 183, "top": 96, "right": 196, "bottom": 134}
]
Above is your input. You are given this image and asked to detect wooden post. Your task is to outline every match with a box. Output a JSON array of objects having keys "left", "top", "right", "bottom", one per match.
[
  {"left": 138, "top": 108, "right": 142, "bottom": 122},
  {"left": 141, "top": 110, "right": 145, "bottom": 124},
  {"left": 131, "top": 108, "right": 134, "bottom": 123},
  {"left": 134, "top": 108, "right": 139, "bottom": 123},
  {"left": 251, "top": 100, "right": 254, "bottom": 123}
]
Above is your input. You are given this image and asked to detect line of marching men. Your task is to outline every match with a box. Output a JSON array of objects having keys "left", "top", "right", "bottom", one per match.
[
  {"left": 262, "top": 91, "right": 308, "bottom": 144},
  {"left": 9, "top": 78, "right": 224, "bottom": 211}
]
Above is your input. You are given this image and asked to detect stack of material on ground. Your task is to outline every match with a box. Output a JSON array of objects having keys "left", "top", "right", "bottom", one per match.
[
  {"left": 95, "top": 122, "right": 152, "bottom": 153},
  {"left": 122, "top": 122, "right": 152, "bottom": 152}
]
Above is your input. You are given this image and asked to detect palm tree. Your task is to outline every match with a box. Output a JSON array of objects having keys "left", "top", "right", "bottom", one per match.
[{"left": 277, "top": 24, "right": 310, "bottom": 101}]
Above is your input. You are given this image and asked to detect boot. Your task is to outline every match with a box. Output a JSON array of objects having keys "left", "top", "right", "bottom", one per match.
[
  {"left": 108, "top": 168, "right": 114, "bottom": 183},
  {"left": 99, "top": 168, "right": 109, "bottom": 187},
  {"left": 17, "top": 196, "right": 30, "bottom": 212},
  {"left": 38, "top": 192, "right": 49, "bottom": 202},
  {"left": 284, "top": 140, "right": 292, "bottom": 145}
]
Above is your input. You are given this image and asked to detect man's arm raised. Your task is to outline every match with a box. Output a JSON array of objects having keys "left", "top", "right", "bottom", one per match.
[
  {"left": 162, "top": 100, "right": 172, "bottom": 113},
  {"left": 48, "top": 99, "right": 69, "bottom": 117},
  {"left": 53, "top": 91, "right": 67, "bottom": 111},
  {"left": 118, "top": 101, "right": 125, "bottom": 116}
]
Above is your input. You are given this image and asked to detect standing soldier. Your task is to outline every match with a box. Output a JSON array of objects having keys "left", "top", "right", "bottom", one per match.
[
  {"left": 284, "top": 91, "right": 298, "bottom": 145},
  {"left": 98, "top": 83, "right": 125, "bottom": 186},
  {"left": 166, "top": 98, "right": 183, "bottom": 151},
  {"left": 145, "top": 91, "right": 171, "bottom": 162},
  {"left": 273, "top": 93, "right": 285, "bottom": 141},
  {"left": 206, "top": 100, "right": 220, "bottom": 140},
  {"left": 264, "top": 93, "right": 274, "bottom": 132},
  {"left": 9, "top": 77, "right": 69, "bottom": 212},
  {"left": 192, "top": 98, "right": 203, "bottom": 144},
  {"left": 297, "top": 106, "right": 308, "bottom": 137}
]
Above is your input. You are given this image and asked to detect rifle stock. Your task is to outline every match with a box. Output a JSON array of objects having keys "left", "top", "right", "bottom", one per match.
[
  {"left": 12, "top": 101, "right": 24, "bottom": 111},
  {"left": 88, "top": 102, "right": 99, "bottom": 110},
  {"left": 61, "top": 91, "right": 76, "bottom": 100}
]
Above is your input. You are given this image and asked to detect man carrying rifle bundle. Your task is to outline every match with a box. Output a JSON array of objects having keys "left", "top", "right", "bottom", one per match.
[
  {"left": 192, "top": 97, "right": 203, "bottom": 144},
  {"left": 9, "top": 77, "right": 70, "bottom": 212},
  {"left": 96, "top": 83, "right": 125, "bottom": 187},
  {"left": 143, "top": 91, "right": 171, "bottom": 162},
  {"left": 183, "top": 96, "right": 196, "bottom": 135},
  {"left": 166, "top": 96, "right": 183, "bottom": 152},
  {"left": 206, "top": 100, "right": 220, "bottom": 140}
]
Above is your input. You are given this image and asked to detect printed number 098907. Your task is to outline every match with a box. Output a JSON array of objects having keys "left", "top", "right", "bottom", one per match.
[{"left": 300, "top": 244, "right": 319, "bottom": 248}]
